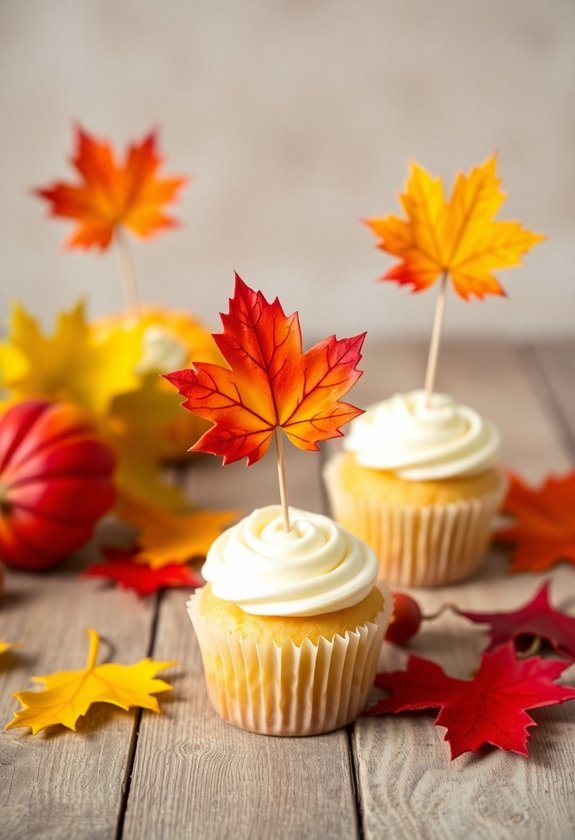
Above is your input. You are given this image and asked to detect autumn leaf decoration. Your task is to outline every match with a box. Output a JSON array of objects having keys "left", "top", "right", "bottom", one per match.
[
  {"left": 36, "top": 127, "right": 187, "bottom": 312},
  {"left": 165, "top": 274, "right": 365, "bottom": 530},
  {"left": 494, "top": 470, "right": 575, "bottom": 574},
  {"left": 458, "top": 581, "right": 575, "bottom": 660},
  {"left": 365, "top": 156, "right": 543, "bottom": 397},
  {"left": 368, "top": 643, "right": 575, "bottom": 759},
  {"left": 6, "top": 629, "right": 175, "bottom": 734}
]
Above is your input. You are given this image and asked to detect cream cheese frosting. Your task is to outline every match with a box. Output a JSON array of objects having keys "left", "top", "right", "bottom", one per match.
[
  {"left": 201, "top": 505, "right": 378, "bottom": 617},
  {"left": 135, "top": 325, "right": 188, "bottom": 375},
  {"left": 345, "top": 389, "right": 500, "bottom": 481}
]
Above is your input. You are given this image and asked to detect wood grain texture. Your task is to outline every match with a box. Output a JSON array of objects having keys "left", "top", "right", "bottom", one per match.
[
  {"left": 335, "top": 342, "right": 575, "bottom": 840},
  {"left": 0, "top": 540, "right": 156, "bottom": 840},
  {"left": 530, "top": 340, "right": 575, "bottom": 457},
  {"left": 122, "top": 445, "right": 359, "bottom": 840}
]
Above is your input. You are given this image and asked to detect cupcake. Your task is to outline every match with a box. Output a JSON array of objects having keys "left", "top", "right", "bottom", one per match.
[
  {"left": 324, "top": 389, "right": 506, "bottom": 587},
  {"left": 188, "top": 505, "right": 392, "bottom": 736}
]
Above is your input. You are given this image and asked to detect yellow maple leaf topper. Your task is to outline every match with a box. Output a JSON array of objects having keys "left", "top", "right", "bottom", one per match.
[
  {"left": 365, "top": 155, "right": 544, "bottom": 300},
  {"left": 6, "top": 629, "right": 175, "bottom": 735}
]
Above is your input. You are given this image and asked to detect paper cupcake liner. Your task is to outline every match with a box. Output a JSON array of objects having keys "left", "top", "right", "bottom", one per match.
[
  {"left": 324, "top": 454, "right": 507, "bottom": 587},
  {"left": 187, "top": 586, "right": 391, "bottom": 736}
]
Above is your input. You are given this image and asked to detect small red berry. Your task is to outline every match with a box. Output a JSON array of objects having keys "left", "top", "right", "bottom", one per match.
[{"left": 385, "top": 592, "right": 422, "bottom": 645}]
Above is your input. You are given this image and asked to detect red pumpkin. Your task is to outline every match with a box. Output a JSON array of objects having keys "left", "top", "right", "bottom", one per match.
[{"left": 0, "top": 400, "right": 116, "bottom": 571}]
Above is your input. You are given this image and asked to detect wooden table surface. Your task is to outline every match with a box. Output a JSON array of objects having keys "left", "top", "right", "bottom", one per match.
[{"left": 2, "top": 340, "right": 575, "bottom": 840}]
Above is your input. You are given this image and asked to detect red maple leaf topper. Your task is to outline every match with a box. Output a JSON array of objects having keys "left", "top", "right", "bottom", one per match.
[
  {"left": 368, "top": 644, "right": 575, "bottom": 759},
  {"left": 458, "top": 581, "right": 575, "bottom": 660},
  {"left": 36, "top": 127, "right": 187, "bottom": 250},
  {"left": 495, "top": 471, "right": 575, "bottom": 574},
  {"left": 164, "top": 275, "right": 365, "bottom": 465}
]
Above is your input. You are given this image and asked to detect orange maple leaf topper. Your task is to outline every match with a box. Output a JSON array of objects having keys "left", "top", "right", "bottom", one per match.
[
  {"left": 164, "top": 275, "right": 365, "bottom": 466},
  {"left": 365, "top": 156, "right": 544, "bottom": 300},
  {"left": 36, "top": 127, "right": 187, "bottom": 250}
]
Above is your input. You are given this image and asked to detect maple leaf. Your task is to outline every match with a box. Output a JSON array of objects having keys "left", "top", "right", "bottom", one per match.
[
  {"left": 365, "top": 156, "right": 544, "bottom": 300},
  {"left": 164, "top": 274, "right": 365, "bottom": 465},
  {"left": 6, "top": 629, "right": 175, "bottom": 735},
  {"left": 116, "top": 499, "right": 238, "bottom": 569},
  {"left": 36, "top": 127, "right": 187, "bottom": 250},
  {"left": 495, "top": 471, "right": 575, "bottom": 574},
  {"left": 368, "top": 644, "right": 575, "bottom": 759},
  {"left": 457, "top": 581, "right": 575, "bottom": 660},
  {"left": 0, "top": 641, "right": 20, "bottom": 656},
  {"left": 84, "top": 548, "right": 203, "bottom": 596},
  {"left": 0, "top": 301, "right": 142, "bottom": 417}
]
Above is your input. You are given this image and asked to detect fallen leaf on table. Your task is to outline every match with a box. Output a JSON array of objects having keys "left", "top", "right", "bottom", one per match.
[
  {"left": 365, "top": 156, "right": 543, "bottom": 300},
  {"left": 0, "top": 641, "right": 21, "bottom": 656},
  {"left": 457, "top": 581, "right": 575, "bottom": 659},
  {"left": 0, "top": 301, "right": 142, "bottom": 418},
  {"left": 495, "top": 471, "right": 575, "bottom": 574},
  {"left": 84, "top": 548, "right": 202, "bottom": 596},
  {"left": 117, "top": 499, "right": 238, "bottom": 569},
  {"left": 165, "top": 274, "right": 365, "bottom": 465},
  {"left": 367, "top": 643, "right": 575, "bottom": 759},
  {"left": 6, "top": 629, "right": 175, "bottom": 735},
  {"left": 36, "top": 127, "right": 187, "bottom": 250}
]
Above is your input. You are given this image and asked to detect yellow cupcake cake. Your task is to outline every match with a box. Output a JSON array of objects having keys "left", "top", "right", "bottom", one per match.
[
  {"left": 324, "top": 389, "right": 506, "bottom": 587},
  {"left": 188, "top": 505, "right": 391, "bottom": 736}
]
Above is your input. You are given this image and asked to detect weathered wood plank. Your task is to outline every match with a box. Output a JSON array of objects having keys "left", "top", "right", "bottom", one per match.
[
  {"left": 530, "top": 340, "right": 575, "bottom": 456},
  {"left": 0, "top": 542, "right": 156, "bottom": 840},
  {"left": 334, "top": 342, "right": 575, "bottom": 840},
  {"left": 123, "top": 444, "right": 359, "bottom": 840}
]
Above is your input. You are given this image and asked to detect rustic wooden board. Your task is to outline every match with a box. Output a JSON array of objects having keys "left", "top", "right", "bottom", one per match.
[
  {"left": 347, "top": 343, "right": 575, "bottom": 840},
  {"left": 530, "top": 340, "right": 575, "bottom": 456},
  {"left": 0, "top": 542, "right": 156, "bottom": 840},
  {"left": 122, "top": 445, "right": 359, "bottom": 840}
]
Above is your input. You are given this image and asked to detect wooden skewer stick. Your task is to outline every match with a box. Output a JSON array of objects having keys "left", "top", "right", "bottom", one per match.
[
  {"left": 424, "top": 272, "right": 448, "bottom": 406},
  {"left": 115, "top": 227, "right": 140, "bottom": 318},
  {"left": 274, "top": 427, "right": 291, "bottom": 532}
]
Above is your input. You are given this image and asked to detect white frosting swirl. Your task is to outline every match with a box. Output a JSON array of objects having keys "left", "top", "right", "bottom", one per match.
[
  {"left": 345, "top": 390, "right": 500, "bottom": 480},
  {"left": 135, "top": 326, "right": 188, "bottom": 375},
  {"left": 202, "top": 505, "right": 378, "bottom": 616}
]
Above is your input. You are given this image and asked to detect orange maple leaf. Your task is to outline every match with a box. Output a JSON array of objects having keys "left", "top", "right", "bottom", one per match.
[
  {"left": 365, "top": 156, "right": 544, "bottom": 300},
  {"left": 36, "top": 127, "right": 187, "bottom": 250},
  {"left": 117, "top": 498, "right": 238, "bottom": 569},
  {"left": 494, "top": 471, "right": 575, "bottom": 574},
  {"left": 164, "top": 274, "right": 365, "bottom": 465}
]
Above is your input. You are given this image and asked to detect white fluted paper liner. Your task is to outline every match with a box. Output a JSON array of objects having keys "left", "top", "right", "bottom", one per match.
[
  {"left": 187, "top": 585, "right": 392, "bottom": 736},
  {"left": 324, "top": 453, "right": 507, "bottom": 587}
]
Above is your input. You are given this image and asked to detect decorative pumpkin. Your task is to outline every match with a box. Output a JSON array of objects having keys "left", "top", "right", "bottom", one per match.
[{"left": 0, "top": 400, "right": 116, "bottom": 571}]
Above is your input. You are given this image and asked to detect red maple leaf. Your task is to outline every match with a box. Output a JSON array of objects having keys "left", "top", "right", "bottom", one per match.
[
  {"left": 83, "top": 548, "right": 202, "bottom": 597},
  {"left": 164, "top": 274, "right": 365, "bottom": 465},
  {"left": 495, "top": 471, "right": 575, "bottom": 574},
  {"left": 457, "top": 581, "right": 575, "bottom": 660},
  {"left": 36, "top": 127, "right": 187, "bottom": 250},
  {"left": 368, "top": 644, "right": 575, "bottom": 759}
]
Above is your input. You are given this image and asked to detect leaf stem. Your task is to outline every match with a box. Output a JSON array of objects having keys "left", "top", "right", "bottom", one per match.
[
  {"left": 86, "top": 629, "right": 100, "bottom": 671},
  {"left": 274, "top": 428, "right": 291, "bottom": 532},
  {"left": 424, "top": 271, "right": 448, "bottom": 406},
  {"left": 115, "top": 227, "right": 140, "bottom": 318}
]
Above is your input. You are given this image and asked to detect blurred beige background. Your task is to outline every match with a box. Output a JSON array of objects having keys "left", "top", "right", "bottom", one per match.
[{"left": 1, "top": 0, "right": 574, "bottom": 341}]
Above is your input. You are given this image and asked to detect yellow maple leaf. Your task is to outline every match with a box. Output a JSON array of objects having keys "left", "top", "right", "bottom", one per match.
[
  {"left": 5, "top": 629, "right": 175, "bottom": 735},
  {"left": 113, "top": 444, "right": 190, "bottom": 511},
  {"left": 0, "top": 641, "right": 20, "bottom": 656},
  {"left": 93, "top": 306, "right": 222, "bottom": 460},
  {"left": 118, "top": 498, "right": 238, "bottom": 569},
  {"left": 365, "top": 155, "right": 544, "bottom": 300},
  {"left": 0, "top": 301, "right": 142, "bottom": 416}
]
